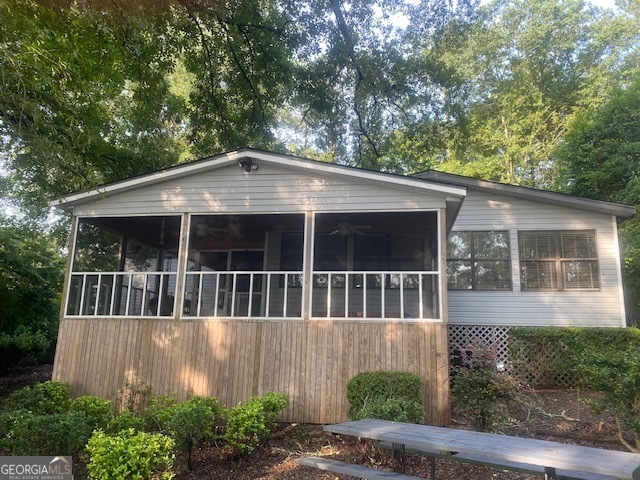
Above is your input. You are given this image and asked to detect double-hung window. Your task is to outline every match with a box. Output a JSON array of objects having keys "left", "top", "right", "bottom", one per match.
[
  {"left": 519, "top": 230, "right": 599, "bottom": 291},
  {"left": 447, "top": 231, "right": 512, "bottom": 290}
]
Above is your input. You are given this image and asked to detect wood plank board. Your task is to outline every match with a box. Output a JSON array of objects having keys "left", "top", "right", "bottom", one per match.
[
  {"left": 324, "top": 419, "right": 640, "bottom": 480},
  {"left": 296, "top": 457, "right": 424, "bottom": 480}
]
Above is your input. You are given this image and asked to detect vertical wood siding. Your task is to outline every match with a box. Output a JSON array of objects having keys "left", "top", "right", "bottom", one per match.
[
  {"left": 449, "top": 190, "right": 625, "bottom": 327},
  {"left": 53, "top": 318, "right": 450, "bottom": 425}
]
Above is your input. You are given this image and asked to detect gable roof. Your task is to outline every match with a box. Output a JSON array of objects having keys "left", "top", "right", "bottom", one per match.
[
  {"left": 51, "top": 148, "right": 466, "bottom": 211},
  {"left": 414, "top": 171, "right": 636, "bottom": 222}
]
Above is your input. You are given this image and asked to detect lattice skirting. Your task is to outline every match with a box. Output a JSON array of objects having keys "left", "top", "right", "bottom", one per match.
[{"left": 447, "top": 325, "right": 575, "bottom": 389}]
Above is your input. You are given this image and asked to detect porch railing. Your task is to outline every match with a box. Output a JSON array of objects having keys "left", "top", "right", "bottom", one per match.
[
  {"left": 311, "top": 271, "right": 439, "bottom": 320},
  {"left": 66, "top": 270, "right": 440, "bottom": 320},
  {"left": 183, "top": 271, "right": 303, "bottom": 318},
  {"left": 66, "top": 272, "right": 177, "bottom": 317}
]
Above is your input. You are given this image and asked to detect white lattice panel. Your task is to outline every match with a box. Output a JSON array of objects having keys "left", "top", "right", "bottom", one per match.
[{"left": 448, "top": 325, "right": 511, "bottom": 362}]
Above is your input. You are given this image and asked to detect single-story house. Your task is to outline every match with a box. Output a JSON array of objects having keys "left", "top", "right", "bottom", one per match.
[{"left": 51, "top": 149, "right": 635, "bottom": 425}]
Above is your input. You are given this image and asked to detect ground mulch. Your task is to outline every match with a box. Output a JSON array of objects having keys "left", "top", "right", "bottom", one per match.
[{"left": 0, "top": 366, "right": 629, "bottom": 479}]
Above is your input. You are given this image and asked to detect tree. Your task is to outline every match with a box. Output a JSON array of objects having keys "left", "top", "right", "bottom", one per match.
[
  {"left": 555, "top": 74, "right": 640, "bottom": 323},
  {"left": 0, "top": 216, "right": 65, "bottom": 370},
  {"left": 394, "top": 0, "right": 639, "bottom": 185}
]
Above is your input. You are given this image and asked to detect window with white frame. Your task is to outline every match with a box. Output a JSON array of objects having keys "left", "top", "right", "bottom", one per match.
[
  {"left": 447, "top": 231, "right": 512, "bottom": 290},
  {"left": 518, "top": 230, "right": 599, "bottom": 291}
]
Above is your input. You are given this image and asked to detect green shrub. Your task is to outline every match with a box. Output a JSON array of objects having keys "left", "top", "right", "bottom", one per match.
[
  {"left": 509, "top": 327, "right": 640, "bottom": 388},
  {"left": 353, "top": 397, "right": 425, "bottom": 424},
  {"left": 70, "top": 395, "right": 112, "bottom": 430},
  {"left": 0, "top": 330, "right": 52, "bottom": 372},
  {"left": 225, "top": 392, "right": 289, "bottom": 455},
  {"left": 452, "top": 341, "right": 518, "bottom": 432},
  {"left": 143, "top": 395, "right": 178, "bottom": 433},
  {"left": 0, "top": 410, "right": 92, "bottom": 455},
  {"left": 577, "top": 346, "right": 640, "bottom": 452},
  {"left": 346, "top": 371, "right": 424, "bottom": 422},
  {"left": 3, "top": 381, "right": 72, "bottom": 415},
  {"left": 86, "top": 429, "right": 175, "bottom": 480},
  {"left": 106, "top": 410, "right": 145, "bottom": 434},
  {"left": 168, "top": 396, "right": 220, "bottom": 469}
]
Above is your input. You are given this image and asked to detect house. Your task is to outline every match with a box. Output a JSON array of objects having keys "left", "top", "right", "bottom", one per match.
[{"left": 51, "top": 149, "right": 635, "bottom": 425}]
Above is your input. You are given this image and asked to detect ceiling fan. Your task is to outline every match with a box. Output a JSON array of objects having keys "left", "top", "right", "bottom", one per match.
[{"left": 329, "top": 222, "right": 372, "bottom": 236}]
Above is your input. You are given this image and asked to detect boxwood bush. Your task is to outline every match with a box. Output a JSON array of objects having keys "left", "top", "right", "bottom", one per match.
[{"left": 346, "top": 371, "right": 424, "bottom": 423}]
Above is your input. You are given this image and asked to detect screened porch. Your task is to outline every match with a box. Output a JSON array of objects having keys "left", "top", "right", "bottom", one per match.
[{"left": 66, "top": 211, "right": 442, "bottom": 321}]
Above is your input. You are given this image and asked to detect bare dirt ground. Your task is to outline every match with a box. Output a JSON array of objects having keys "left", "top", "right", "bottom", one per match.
[{"left": 0, "top": 366, "right": 626, "bottom": 479}]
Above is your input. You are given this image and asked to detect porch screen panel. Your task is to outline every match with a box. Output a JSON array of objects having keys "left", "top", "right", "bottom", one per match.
[
  {"left": 312, "top": 211, "right": 439, "bottom": 320},
  {"left": 185, "top": 214, "right": 304, "bottom": 318},
  {"left": 67, "top": 216, "right": 181, "bottom": 317}
]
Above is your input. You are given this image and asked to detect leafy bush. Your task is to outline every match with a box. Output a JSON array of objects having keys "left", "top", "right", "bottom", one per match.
[
  {"left": 509, "top": 327, "right": 640, "bottom": 388},
  {"left": 106, "top": 410, "right": 146, "bottom": 434},
  {"left": 70, "top": 395, "right": 112, "bottom": 430},
  {"left": 143, "top": 395, "right": 178, "bottom": 433},
  {"left": 346, "top": 371, "right": 424, "bottom": 422},
  {"left": 353, "top": 397, "right": 425, "bottom": 424},
  {"left": 3, "top": 380, "right": 72, "bottom": 414},
  {"left": 0, "top": 410, "right": 92, "bottom": 455},
  {"left": 168, "top": 396, "right": 220, "bottom": 469},
  {"left": 86, "top": 429, "right": 175, "bottom": 480},
  {"left": 452, "top": 341, "right": 518, "bottom": 432},
  {"left": 577, "top": 346, "right": 640, "bottom": 452},
  {"left": 225, "top": 392, "right": 289, "bottom": 455},
  {"left": 0, "top": 330, "right": 52, "bottom": 372}
]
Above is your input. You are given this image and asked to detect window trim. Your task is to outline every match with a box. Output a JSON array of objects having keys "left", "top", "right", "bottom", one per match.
[
  {"left": 518, "top": 230, "right": 600, "bottom": 292},
  {"left": 447, "top": 230, "right": 513, "bottom": 291}
]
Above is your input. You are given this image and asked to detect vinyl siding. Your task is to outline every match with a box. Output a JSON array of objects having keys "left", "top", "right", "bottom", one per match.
[
  {"left": 73, "top": 163, "right": 446, "bottom": 216},
  {"left": 448, "top": 190, "right": 625, "bottom": 327}
]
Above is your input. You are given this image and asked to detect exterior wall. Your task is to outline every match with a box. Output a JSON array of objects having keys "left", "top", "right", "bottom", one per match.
[
  {"left": 52, "top": 317, "right": 450, "bottom": 425},
  {"left": 73, "top": 163, "right": 446, "bottom": 216},
  {"left": 448, "top": 190, "right": 625, "bottom": 327}
]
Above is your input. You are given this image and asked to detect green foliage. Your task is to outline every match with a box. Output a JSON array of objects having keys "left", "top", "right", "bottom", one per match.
[
  {"left": 0, "top": 410, "right": 92, "bottom": 455},
  {"left": 225, "top": 392, "right": 289, "bottom": 455},
  {"left": 0, "top": 221, "right": 64, "bottom": 371},
  {"left": 167, "top": 396, "right": 220, "bottom": 469},
  {"left": 143, "top": 395, "right": 178, "bottom": 434},
  {"left": 555, "top": 75, "right": 640, "bottom": 324},
  {"left": 508, "top": 327, "right": 640, "bottom": 387},
  {"left": 70, "top": 395, "right": 113, "bottom": 430},
  {"left": 354, "top": 398, "right": 425, "bottom": 424},
  {"left": 86, "top": 429, "right": 175, "bottom": 480},
  {"left": 577, "top": 348, "right": 640, "bottom": 452},
  {"left": 452, "top": 341, "right": 518, "bottom": 432},
  {"left": 3, "top": 380, "right": 71, "bottom": 415},
  {"left": 346, "top": 371, "right": 424, "bottom": 422},
  {"left": 106, "top": 410, "right": 146, "bottom": 434}
]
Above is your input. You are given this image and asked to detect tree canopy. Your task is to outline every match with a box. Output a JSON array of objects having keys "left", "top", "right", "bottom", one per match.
[{"left": 1, "top": 0, "right": 640, "bottom": 321}]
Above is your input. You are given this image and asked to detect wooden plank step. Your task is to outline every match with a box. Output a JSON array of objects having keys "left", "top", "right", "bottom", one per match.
[
  {"left": 379, "top": 442, "right": 615, "bottom": 480},
  {"left": 296, "top": 457, "right": 424, "bottom": 479}
]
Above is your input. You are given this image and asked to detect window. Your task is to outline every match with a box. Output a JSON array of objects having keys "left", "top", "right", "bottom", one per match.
[
  {"left": 519, "top": 231, "right": 599, "bottom": 291},
  {"left": 447, "top": 231, "right": 512, "bottom": 290}
]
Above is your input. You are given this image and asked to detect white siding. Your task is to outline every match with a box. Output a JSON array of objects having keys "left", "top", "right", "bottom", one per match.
[
  {"left": 73, "top": 163, "right": 446, "bottom": 216},
  {"left": 449, "top": 190, "right": 625, "bottom": 327}
]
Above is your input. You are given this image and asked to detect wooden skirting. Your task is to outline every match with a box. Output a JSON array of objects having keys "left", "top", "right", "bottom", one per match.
[{"left": 52, "top": 318, "right": 450, "bottom": 425}]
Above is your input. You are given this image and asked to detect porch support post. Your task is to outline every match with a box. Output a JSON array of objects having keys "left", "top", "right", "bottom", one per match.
[
  {"left": 58, "top": 215, "right": 79, "bottom": 320},
  {"left": 174, "top": 213, "right": 190, "bottom": 320},
  {"left": 439, "top": 207, "right": 448, "bottom": 323},
  {"left": 302, "top": 211, "right": 314, "bottom": 320}
]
